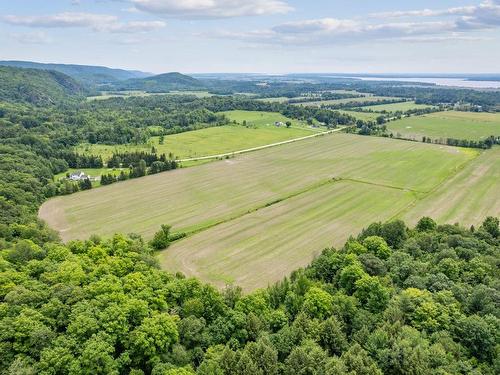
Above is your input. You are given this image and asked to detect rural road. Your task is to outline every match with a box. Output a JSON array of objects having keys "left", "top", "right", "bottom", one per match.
[{"left": 177, "top": 126, "right": 345, "bottom": 162}]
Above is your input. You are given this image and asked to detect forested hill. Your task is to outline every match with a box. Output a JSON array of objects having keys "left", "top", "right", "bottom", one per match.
[
  {"left": 109, "top": 72, "right": 205, "bottom": 92},
  {"left": 0, "top": 60, "right": 151, "bottom": 85},
  {"left": 0, "top": 66, "right": 87, "bottom": 105}
]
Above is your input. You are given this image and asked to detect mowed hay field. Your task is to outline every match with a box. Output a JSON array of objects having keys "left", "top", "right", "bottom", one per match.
[
  {"left": 162, "top": 181, "right": 416, "bottom": 289},
  {"left": 76, "top": 111, "right": 318, "bottom": 161},
  {"left": 40, "top": 133, "right": 481, "bottom": 290},
  {"left": 387, "top": 111, "right": 500, "bottom": 140},
  {"left": 402, "top": 146, "right": 500, "bottom": 226}
]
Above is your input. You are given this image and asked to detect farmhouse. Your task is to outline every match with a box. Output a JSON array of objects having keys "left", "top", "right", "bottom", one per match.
[
  {"left": 69, "top": 171, "right": 89, "bottom": 181},
  {"left": 274, "top": 121, "right": 285, "bottom": 127}
]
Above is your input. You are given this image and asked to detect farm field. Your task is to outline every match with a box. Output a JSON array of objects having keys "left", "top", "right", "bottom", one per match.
[
  {"left": 39, "top": 133, "right": 478, "bottom": 290},
  {"left": 338, "top": 110, "right": 381, "bottom": 121},
  {"left": 220, "top": 110, "right": 317, "bottom": 129},
  {"left": 387, "top": 111, "right": 500, "bottom": 140},
  {"left": 78, "top": 123, "right": 316, "bottom": 161},
  {"left": 162, "top": 180, "right": 416, "bottom": 290},
  {"left": 296, "top": 96, "right": 403, "bottom": 107},
  {"left": 362, "top": 101, "right": 435, "bottom": 112},
  {"left": 401, "top": 147, "right": 500, "bottom": 226}
]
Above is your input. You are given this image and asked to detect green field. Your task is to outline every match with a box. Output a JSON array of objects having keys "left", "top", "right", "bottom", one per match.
[
  {"left": 40, "top": 133, "right": 482, "bottom": 290},
  {"left": 77, "top": 111, "right": 320, "bottom": 161},
  {"left": 338, "top": 110, "right": 381, "bottom": 121},
  {"left": 402, "top": 147, "right": 500, "bottom": 225},
  {"left": 362, "top": 101, "right": 434, "bottom": 112},
  {"left": 296, "top": 96, "right": 402, "bottom": 107},
  {"left": 163, "top": 180, "right": 416, "bottom": 289},
  {"left": 387, "top": 111, "right": 500, "bottom": 140},
  {"left": 54, "top": 168, "right": 125, "bottom": 187}
]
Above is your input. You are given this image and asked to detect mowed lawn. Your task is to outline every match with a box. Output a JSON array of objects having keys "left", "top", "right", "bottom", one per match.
[
  {"left": 41, "top": 133, "right": 474, "bottom": 241},
  {"left": 362, "top": 101, "right": 435, "bottom": 112},
  {"left": 401, "top": 147, "right": 500, "bottom": 226},
  {"left": 387, "top": 111, "right": 500, "bottom": 140}
]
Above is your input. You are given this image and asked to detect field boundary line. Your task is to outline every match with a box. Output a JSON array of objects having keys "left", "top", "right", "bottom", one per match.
[
  {"left": 170, "top": 175, "right": 423, "bottom": 244},
  {"left": 177, "top": 127, "right": 345, "bottom": 162},
  {"left": 341, "top": 177, "right": 424, "bottom": 194},
  {"left": 386, "top": 149, "right": 484, "bottom": 222},
  {"left": 170, "top": 177, "right": 343, "bottom": 242}
]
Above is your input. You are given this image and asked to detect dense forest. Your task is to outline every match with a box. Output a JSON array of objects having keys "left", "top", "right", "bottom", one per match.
[{"left": 0, "top": 67, "right": 87, "bottom": 105}]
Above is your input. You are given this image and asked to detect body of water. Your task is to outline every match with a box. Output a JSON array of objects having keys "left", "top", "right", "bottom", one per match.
[{"left": 347, "top": 76, "right": 500, "bottom": 89}]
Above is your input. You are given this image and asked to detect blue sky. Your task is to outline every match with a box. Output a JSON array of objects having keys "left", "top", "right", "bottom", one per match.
[{"left": 1, "top": 0, "right": 499, "bottom": 74}]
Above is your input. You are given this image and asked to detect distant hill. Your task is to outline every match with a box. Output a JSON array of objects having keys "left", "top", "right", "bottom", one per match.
[
  {"left": 110, "top": 72, "right": 205, "bottom": 92},
  {"left": 0, "top": 60, "right": 151, "bottom": 85},
  {"left": 0, "top": 66, "right": 87, "bottom": 105}
]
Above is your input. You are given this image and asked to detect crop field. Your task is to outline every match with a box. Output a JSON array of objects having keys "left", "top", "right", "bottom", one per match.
[
  {"left": 40, "top": 133, "right": 480, "bottom": 290},
  {"left": 362, "top": 101, "right": 434, "bottom": 112},
  {"left": 402, "top": 147, "right": 500, "bottom": 226},
  {"left": 296, "top": 96, "right": 403, "bottom": 107},
  {"left": 387, "top": 111, "right": 500, "bottom": 140}
]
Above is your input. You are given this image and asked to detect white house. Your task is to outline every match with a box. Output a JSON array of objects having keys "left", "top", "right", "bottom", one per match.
[
  {"left": 69, "top": 171, "right": 89, "bottom": 181},
  {"left": 274, "top": 121, "right": 285, "bottom": 127}
]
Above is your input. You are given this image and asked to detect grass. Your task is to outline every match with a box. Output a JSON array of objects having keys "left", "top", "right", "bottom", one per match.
[
  {"left": 54, "top": 168, "right": 125, "bottom": 187},
  {"left": 400, "top": 147, "right": 500, "bottom": 226},
  {"left": 338, "top": 110, "right": 381, "bottom": 121},
  {"left": 76, "top": 111, "right": 321, "bottom": 161},
  {"left": 387, "top": 111, "right": 500, "bottom": 141},
  {"left": 296, "top": 96, "right": 402, "bottom": 107},
  {"left": 162, "top": 180, "right": 416, "bottom": 290},
  {"left": 40, "top": 132, "right": 487, "bottom": 291},
  {"left": 361, "top": 101, "right": 435, "bottom": 112}
]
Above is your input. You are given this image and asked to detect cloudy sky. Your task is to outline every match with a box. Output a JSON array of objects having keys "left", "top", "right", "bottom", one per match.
[{"left": 1, "top": 0, "right": 499, "bottom": 74}]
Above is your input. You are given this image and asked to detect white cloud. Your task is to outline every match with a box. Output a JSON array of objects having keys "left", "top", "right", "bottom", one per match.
[
  {"left": 1, "top": 12, "right": 166, "bottom": 33},
  {"left": 211, "top": 0, "right": 500, "bottom": 46},
  {"left": 131, "top": 0, "right": 292, "bottom": 18},
  {"left": 370, "top": 0, "right": 500, "bottom": 30},
  {"left": 2, "top": 12, "right": 117, "bottom": 28}
]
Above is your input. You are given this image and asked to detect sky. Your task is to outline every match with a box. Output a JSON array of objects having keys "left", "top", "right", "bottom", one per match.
[{"left": 1, "top": 0, "right": 499, "bottom": 74}]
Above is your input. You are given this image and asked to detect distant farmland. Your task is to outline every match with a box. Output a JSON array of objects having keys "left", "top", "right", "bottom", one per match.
[
  {"left": 296, "top": 96, "right": 402, "bottom": 107},
  {"left": 387, "top": 111, "right": 500, "bottom": 140},
  {"left": 77, "top": 110, "right": 318, "bottom": 160},
  {"left": 362, "top": 101, "right": 435, "bottom": 112},
  {"left": 40, "top": 133, "right": 486, "bottom": 290}
]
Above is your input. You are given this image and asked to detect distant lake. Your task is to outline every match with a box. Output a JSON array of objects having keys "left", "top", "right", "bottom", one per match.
[{"left": 345, "top": 76, "right": 500, "bottom": 89}]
